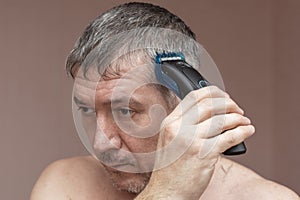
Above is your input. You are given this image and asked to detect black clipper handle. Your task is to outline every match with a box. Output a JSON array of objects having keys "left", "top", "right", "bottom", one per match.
[{"left": 159, "top": 60, "right": 246, "bottom": 155}]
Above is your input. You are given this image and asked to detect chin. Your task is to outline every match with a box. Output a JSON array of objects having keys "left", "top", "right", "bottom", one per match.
[{"left": 104, "top": 167, "right": 151, "bottom": 194}]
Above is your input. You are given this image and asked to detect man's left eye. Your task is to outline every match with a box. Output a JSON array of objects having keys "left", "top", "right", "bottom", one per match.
[{"left": 118, "top": 107, "right": 135, "bottom": 116}]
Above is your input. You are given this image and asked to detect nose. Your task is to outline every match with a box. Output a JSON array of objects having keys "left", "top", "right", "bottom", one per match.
[{"left": 93, "top": 113, "right": 122, "bottom": 153}]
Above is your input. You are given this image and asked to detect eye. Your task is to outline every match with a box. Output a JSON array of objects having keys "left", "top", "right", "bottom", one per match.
[
  {"left": 78, "top": 106, "right": 95, "bottom": 115},
  {"left": 118, "top": 107, "right": 135, "bottom": 117}
]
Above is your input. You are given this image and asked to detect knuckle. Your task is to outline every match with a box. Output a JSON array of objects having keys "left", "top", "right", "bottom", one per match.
[
  {"left": 233, "top": 113, "right": 244, "bottom": 121},
  {"left": 226, "top": 133, "right": 236, "bottom": 145},
  {"left": 201, "top": 98, "right": 213, "bottom": 109},
  {"left": 164, "top": 130, "right": 175, "bottom": 142},
  {"left": 213, "top": 116, "right": 225, "bottom": 131},
  {"left": 226, "top": 98, "right": 235, "bottom": 106},
  {"left": 236, "top": 125, "right": 246, "bottom": 133},
  {"left": 236, "top": 125, "right": 254, "bottom": 136},
  {"left": 207, "top": 85, "right": 219, "bottom": 92},
  {"left": 226, "top": 98, "right": 237, "bottom": 109},
  {"left": 186, "top": 86, "right": 226, "bottom": 103},
  {"left": 197, "top": 100, "right": 213, "bottom": 118},
  {"left": 187, "top": 86, "right": 219, "bottom": 101},
  {"left": 207, "top": 85, "right": 224, "bottom": 97},
  {"left": 161, "top": 123, "right": 178, "bottom": 141},
  {"left": 186, "top": 90, "right": 200, "bottom": 101},
  {"left": 203, "top": 86, "right": 216, "bottom": 98}
]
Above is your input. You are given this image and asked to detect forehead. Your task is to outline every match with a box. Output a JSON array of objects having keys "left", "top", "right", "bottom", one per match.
[
  {"left": 73, "top": 76, "right": 165, "bottom": 111},
  {"left": 73, "top": 55, "right": 159, "bottom": 105},
  {"left": 77, "top": 50, "right": 155, "bottom": 81},
  {"left": 95, "top": 78, "right": 162, "bottom": 104}
]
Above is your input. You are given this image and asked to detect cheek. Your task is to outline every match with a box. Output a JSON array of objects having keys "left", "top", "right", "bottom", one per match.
[
  {"left": 132, "top": 113, "right": 151, "bottom": 127},
  {"left": 138, "top": 135, "right": 160, "bottom": 152},
  {"left": 122, "top": 134, "right": 159, "bottom": 154},
  {"left": 129, "top": 104, "right": 167, "bottom": 138},
  {"left": 82, "top": 115, "right": 97, "bottom": 145}
]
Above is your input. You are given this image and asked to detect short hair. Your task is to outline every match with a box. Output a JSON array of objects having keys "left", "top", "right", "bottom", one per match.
[{"left": 65, "top": 2, "right": 196, "bottom": 78}]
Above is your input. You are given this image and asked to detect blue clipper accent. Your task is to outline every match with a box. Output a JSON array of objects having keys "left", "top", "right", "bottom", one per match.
[
  {"left": 155, "top": 62, "right": 181, "bottom": 97},
  {"left": 154, "top": 52, "right": 185, "bottom": 97}
]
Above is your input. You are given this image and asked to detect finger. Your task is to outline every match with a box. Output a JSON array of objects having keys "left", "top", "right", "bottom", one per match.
[
  {"left": 182, "top": 98, "right": 244, "bottom": 125},
  {"left": 195, "top": 114, "right": 251, "bottom": 139},
  {"left": 214, "top": 124, "right": 255, "bottom": 154},
  {"left": 168, "top": 86, "right": 230, "bottom": 120}
]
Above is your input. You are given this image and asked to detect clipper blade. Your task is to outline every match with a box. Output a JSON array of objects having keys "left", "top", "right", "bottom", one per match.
[{"left": 155, "top": 52, "right": 185, "bottom": 64}]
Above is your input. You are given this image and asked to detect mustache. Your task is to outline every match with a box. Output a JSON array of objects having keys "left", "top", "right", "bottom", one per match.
[{"left": 95, "top": 149, "right": 137, "bottom": 166}]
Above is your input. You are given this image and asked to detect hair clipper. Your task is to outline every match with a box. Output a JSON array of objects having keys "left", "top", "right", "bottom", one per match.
[{"left": 155, "top": 52, "right": 246, "bottom": 155}]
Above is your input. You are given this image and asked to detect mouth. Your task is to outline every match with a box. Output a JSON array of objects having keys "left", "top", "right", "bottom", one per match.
[{"left": 95, "top": 150, "right": 141, "bottom": 172}]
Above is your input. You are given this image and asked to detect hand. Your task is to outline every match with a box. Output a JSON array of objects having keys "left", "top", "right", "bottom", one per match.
[{"left": 136, "top": 86, "right": 255, "bottom": 199}]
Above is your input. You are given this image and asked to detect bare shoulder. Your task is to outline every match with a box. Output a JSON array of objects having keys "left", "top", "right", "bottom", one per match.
[
  {"left": 30, "top": 156, "right": 111, "bottom": 200},
  {"left": 222, "top": 158, "right": 299, "bottom": 200},
  {"left": 247, "top": 177, "right": 300, "bottom": 199}
]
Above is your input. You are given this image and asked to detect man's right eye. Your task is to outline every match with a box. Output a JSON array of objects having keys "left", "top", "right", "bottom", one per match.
[{"left": 78, "top": 106, "right": 95, "bottom": 115}]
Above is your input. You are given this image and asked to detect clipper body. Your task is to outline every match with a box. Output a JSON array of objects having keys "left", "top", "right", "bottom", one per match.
[{"left": 155, "top": 53, "right": 246, "bottom": 155}]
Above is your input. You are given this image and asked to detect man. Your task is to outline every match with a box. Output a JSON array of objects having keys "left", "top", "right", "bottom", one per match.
[{"left": 31, "top": 2, "right": 299, "bottom": 199}]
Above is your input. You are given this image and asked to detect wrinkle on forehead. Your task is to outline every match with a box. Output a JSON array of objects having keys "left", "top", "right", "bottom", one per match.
[
  {"left": 94, "top": 51, "right": 158, "bottom": 100},
  {"left": 75, "top": 50, "right": 160, "bottom": 108},
  {"left": 76, "top": 50, "right": 155, "bottom": 82},
  {"left": 100, "top": 50, "right": 155, "bottom": 81},
  {"left": 95, "top": 76, "right": 155, "bottom": 106}
]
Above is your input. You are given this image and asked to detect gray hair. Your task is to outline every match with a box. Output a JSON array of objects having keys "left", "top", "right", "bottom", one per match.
[{"left": 65, "top": 2, "right": 196, "bottom": 78}]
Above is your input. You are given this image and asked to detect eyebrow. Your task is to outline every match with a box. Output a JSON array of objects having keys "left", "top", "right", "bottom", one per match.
[
  {"left": 74, "top": 96, "right": 144, "bottom": 108},
  {"left": 104, "top": 97, "right": 144, "bottom": 108}
]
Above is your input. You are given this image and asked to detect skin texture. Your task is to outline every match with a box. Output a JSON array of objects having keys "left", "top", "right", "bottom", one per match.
[
  {"left": 31, "top": 61, "right": 299, "bottom": 199},
  {"left": 30, "top": 156, "right": 299, "bottom": 200}
]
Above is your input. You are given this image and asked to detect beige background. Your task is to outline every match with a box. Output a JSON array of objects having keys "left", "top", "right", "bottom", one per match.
[{"left": 0, "top": 0, "right": 299, "bottom": 199}]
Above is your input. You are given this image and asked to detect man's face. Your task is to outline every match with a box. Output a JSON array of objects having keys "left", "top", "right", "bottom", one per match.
[{"left": 73, "top": 59, "right": 176, "bottom": 193}]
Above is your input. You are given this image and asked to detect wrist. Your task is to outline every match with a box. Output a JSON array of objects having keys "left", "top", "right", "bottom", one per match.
[
  {"left": 135, "top": 188, "right": 184, "bottom": 200},
  {"left": 135, "top": 176, "right": 185, "bottom": 200}
]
